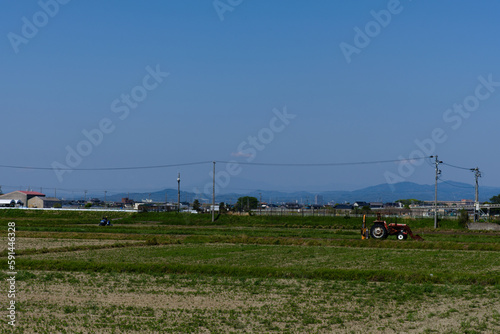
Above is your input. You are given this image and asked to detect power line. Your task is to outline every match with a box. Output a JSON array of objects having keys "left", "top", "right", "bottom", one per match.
[
  {"left": 437, "top": 177, "right": 474, "bottom": 189},
  {"left": 0, "top": 157, "right": 432, "bottom": 171},
  {"left": 217, "top": 157, "right": 431, "bottom": 167},
  {"left": 0, "top": 161, "right": 213, "bottom": 171},
  {"left": 442, "top": 162, "right": 474, "bottom": 171}
]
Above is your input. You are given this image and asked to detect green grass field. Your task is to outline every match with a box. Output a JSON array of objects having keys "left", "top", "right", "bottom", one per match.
[{"left": 1, "top": 210, "right": 499, "bottom": 333}]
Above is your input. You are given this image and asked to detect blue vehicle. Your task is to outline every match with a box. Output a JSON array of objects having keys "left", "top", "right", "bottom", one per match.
[{"left": 99, "top": 217, "right": 112, "bottom": 226}]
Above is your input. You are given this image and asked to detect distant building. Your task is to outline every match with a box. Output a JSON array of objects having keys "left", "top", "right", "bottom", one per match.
[
  {"left": 384, "top": 202, "right": 403, "bottom": 208},
  {"left": 122, "top": 198, "right": 135, "bottom": 205},
  {"left": 285, "top": 202, "right": 301, "bottom": 209},
  {"left": 0, "top": 191, "right": 46, "bottom": 206},
  {"left": 335, "top": 204, "right": 353, "bottom": 210},
  {"left": 370, "top": 202, "right": 384, "bottom": 209},
  {"left": 28, "top": 196, "right": 62, "bottom": 208},
  {"left": 314, "top": 195, "right": 324, "bottom": 206},
  {"left": 208, "top": 205, "right": 220, "bottom": 212},
  {"left": 422, "top": 200, "right": 475, "bottom": 207}
]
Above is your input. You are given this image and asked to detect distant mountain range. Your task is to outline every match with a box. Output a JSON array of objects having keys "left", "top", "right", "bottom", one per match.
[{"left": 105, "top": 182, "right": 500, "bottom": 204}]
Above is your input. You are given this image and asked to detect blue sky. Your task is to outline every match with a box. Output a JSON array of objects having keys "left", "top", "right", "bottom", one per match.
[{"left": 1, "top": 0, "right": 500, "bottom": 198}]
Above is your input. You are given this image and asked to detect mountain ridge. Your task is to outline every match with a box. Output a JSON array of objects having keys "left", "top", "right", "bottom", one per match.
[{"left": 105, "top": 181, "right": 500, "bottom": 204}]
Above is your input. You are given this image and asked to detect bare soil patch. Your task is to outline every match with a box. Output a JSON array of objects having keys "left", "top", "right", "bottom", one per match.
[{"left": 6, "top": 271, "right": 499, "bottom": 333}]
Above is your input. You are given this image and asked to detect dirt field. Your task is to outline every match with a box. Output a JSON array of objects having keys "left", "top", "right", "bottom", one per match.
[
  {"left": 2, "top": 212, "right": 499, "bottom": 333},
  {"left": 6, "top": 271, "right": 499, "bottom": 333}
]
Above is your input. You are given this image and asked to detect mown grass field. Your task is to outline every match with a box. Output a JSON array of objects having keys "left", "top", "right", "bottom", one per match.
[{"left": 1, "top": 210, "right": 499, "bottom": 333}]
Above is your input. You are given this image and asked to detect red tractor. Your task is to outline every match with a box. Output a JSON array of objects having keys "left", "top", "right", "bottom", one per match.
[{"left": 362, "top": 214, "right": 423, "bottom": 241}]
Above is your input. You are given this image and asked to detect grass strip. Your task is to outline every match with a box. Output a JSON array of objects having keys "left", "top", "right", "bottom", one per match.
[
  {"left": 0, "top": 241, "right": 145, "bottom": 257},
  {"left": 15, "top": 258, "right": 500, "bottom": 285},
  {"left": 4, "top": 209, "right": 490, "bottom": 229},
  {"left": 11, "top": 231, "right": 155, "bottom": 240},
  {"left": 7, "top": 232, "right": 500, "bottom": 252},
  {"left": 182, "top": 235, "right": 500, "bottom": 251}
]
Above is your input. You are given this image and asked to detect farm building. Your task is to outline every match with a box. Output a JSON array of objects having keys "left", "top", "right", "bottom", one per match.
[
  {"left": 28, "top": 196, "right": 62, "bottom": 208},
  {"left": 0, "top": 190, "right": 46, "bottom": 206}
]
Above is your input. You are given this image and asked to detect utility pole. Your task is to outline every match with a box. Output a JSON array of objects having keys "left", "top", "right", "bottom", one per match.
[
  {"left": 104, "top": 190, "right": 107, "bottom": 204},
  {"left": 84, "top": 190, "right": 88, "bottom": 202},
  {"left": 431, "top": 155, "right": 442, "bottom": 228},
  {"left": 472, "top": 167, "right": 481, "bottom": 223},
  {"left": 259, "top": 192, "right": 262, "bottom": 216},
  {"left": 212, "top": 162, "right": 216, "bottom": 222},
  {"left": 177, "top": 173, "right": 181, "bottom": 213}
]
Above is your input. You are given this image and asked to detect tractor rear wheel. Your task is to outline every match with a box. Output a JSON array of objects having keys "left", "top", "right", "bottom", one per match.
[{"left": 370, "top": 224, "right": 388, "bottom": 239}]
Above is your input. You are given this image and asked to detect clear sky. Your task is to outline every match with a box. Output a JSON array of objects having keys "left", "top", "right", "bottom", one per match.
[{"left": 1, "top": 0, "right": 500, "bottom": 198}]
